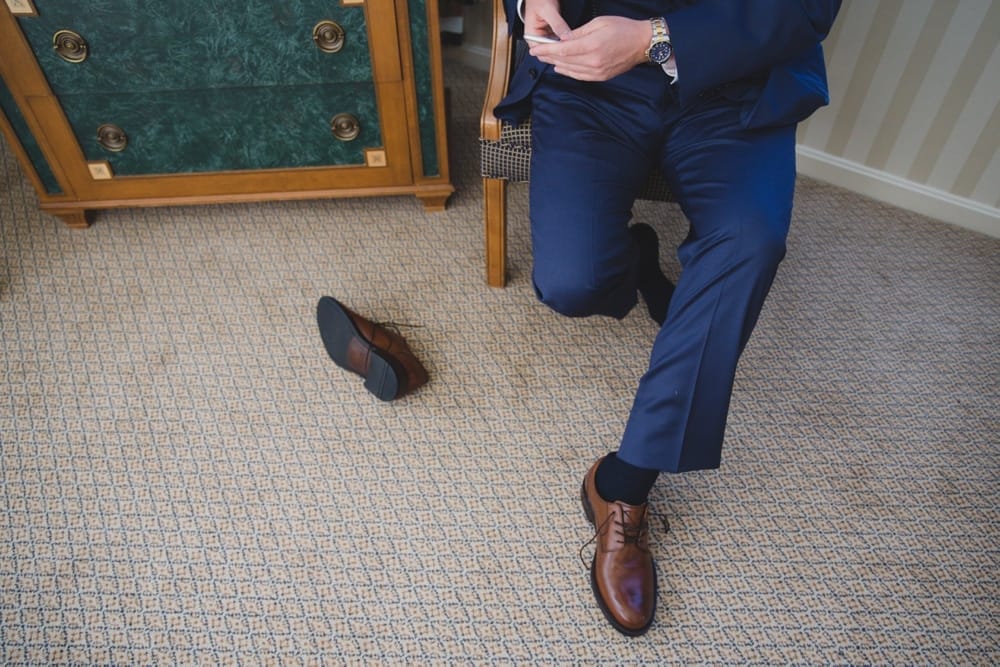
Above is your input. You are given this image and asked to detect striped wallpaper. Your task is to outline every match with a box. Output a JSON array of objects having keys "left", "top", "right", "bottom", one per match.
[{"left": 797, "top": 0, "right": 999, "bottom": 236}]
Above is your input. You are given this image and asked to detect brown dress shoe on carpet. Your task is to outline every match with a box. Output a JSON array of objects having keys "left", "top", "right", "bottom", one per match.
[
  {"left": 581, "top": 457, "right": 657, "bottom": 636},
  {"left": 316, "top": 296, "right": 429, "bottom": 401}
]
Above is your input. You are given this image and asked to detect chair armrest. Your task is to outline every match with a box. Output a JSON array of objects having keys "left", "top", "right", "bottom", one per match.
[{"left": 480, "top": 0, "right": 515, "bottom": 142}]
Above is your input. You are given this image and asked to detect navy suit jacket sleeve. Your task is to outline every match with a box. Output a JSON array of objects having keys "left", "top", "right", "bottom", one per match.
[
  {"left": 502, "top": 0, "right": 519, "bottom": 34},
  {"left": 666, "top": 0, "right": 840, "bottom": 105}
]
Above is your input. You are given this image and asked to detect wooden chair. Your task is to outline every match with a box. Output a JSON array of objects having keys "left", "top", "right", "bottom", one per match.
[{"left": 479, "top": 0, "right": 675, "bottom": 287}]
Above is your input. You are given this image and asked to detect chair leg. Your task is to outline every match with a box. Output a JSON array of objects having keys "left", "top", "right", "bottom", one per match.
[{"left": 483, "top": 177, "right": 508, "bottom": 287}]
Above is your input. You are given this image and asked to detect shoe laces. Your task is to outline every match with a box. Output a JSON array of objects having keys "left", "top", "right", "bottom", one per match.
[
  {"left": 372, "top": 321, "right": 423, "bottom": 336},
  {"left": 578, "top": 507, "right": 668, "bottom": 569},
  {"left": 619, "top": 509, "right": 650, "bottom": 545}
]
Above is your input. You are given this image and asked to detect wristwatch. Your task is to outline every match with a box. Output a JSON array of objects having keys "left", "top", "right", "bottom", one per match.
[{"left": 645, "top": 17, "right": 672, "bottom": 65}]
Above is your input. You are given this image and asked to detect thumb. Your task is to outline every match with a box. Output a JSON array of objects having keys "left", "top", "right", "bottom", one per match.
[{"left": 537, "top": 9, "right": 572, "bottom": 38}]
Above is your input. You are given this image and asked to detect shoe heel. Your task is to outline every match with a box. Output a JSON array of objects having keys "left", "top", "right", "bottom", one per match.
[
  {"left": 364, "top": 349, "right": 401, "bottom": 401},
  {"left": 317, "top": 296, "right": 355, "bottom": 370}
]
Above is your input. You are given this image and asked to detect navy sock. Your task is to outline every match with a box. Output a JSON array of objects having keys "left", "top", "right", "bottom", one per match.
[
  {"left": 629, "top": 223, "right": 674, "bottom": 326},
  {"left": 595, "top": 451, "right": 659, "bottom": 506}
]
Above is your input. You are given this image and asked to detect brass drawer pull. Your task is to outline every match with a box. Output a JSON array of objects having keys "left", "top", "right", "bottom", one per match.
[
  {"left": 96, "top": 124, "right": 128, "bottom": 152},
  {"left": 52, "top": 29, "right": 88, "bottom": 63},
  {"left": 312, "top": 20, "right": 345, "bottom": 53},
  {"left": 330, "top": 113, "right": 360, "bottom": 141}
]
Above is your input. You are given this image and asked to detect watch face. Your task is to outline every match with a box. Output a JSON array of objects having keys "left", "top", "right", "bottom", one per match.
[{"left": 649, "top": 41, "right": 672, "bottom": 64}]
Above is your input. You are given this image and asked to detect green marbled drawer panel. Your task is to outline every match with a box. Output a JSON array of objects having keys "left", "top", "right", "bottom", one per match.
[
  {"left": 57, "top": 82, "right": 382, "bottom": 175},
  {"left": 17, "top": 1, "right": 373, "bottom": 96}
]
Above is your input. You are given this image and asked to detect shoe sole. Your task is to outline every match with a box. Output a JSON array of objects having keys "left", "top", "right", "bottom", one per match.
[
  {"left": 581, "top": 480, "right": 656, "bottom": 637},
  {"left": 317, "top": 296, "right": 401, "bottom": 401}
]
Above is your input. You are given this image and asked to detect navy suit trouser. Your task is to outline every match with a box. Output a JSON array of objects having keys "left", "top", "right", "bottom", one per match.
[{"left": 528, "top": 63, "right": 797, "bottom": 473}]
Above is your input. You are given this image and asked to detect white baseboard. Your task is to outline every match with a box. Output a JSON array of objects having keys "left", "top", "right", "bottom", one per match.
[{"left": 796, "top": 145, "right": 1000, "bottom": 239}]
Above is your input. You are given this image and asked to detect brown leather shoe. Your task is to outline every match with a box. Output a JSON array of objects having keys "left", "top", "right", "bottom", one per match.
[
  {"left": 581, "top": 456, "right": 657, "bottom": 636},
  {"left": 316, "top": 296, "right": 429, "bottom": 401}
]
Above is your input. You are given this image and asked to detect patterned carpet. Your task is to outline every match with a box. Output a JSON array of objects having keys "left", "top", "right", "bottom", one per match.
[{"left": 1, "top": 58, "right": 998, "bottom": 665}]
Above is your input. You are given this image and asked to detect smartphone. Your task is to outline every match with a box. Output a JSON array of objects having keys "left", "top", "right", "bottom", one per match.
[{"left": 523, "top": 34, "right": 559, "bottom": 44}]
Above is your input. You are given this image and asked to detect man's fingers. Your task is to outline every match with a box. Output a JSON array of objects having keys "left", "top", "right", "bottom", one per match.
[
  {"left": 536, "top": 7, "right": 571, "bottom": 36},
  {"left": 527, "top": 28, "right": 588, "bottom": 59}
]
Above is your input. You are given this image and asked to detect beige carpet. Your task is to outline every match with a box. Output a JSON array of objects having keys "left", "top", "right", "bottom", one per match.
[{"left": 1, "top": 58, "right": 998, "bottom": 665}]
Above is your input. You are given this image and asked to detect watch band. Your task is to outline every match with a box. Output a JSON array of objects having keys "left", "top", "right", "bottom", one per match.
[
  {"left": 650, "top": 17, "right": 668, "bottom": 41},
  {"left": 645, "top": 17, "right": 672, "bottom": 65}
]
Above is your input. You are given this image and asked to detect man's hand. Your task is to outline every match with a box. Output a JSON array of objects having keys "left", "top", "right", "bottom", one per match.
[
  {"left": 527, "top": 16, "right": 652, "bottom": 82},
  {"left": 522, "top": 0, "right": 571, "bottom": 41}
]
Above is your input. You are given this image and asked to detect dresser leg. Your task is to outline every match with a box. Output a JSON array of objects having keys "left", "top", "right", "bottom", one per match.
[
  {"left": 42, "top": 208, "right": 90, "bottom": 229},
  {"left": 416, "top": 191, "right": 451, "bottom": 212},
  {"left": 48, "top": 208, "right": 92, "bottom": 229}
]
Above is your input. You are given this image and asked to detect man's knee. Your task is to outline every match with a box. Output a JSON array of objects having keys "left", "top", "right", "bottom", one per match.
[
  {"left": 738, "top": 216, "right": 788, "bottom": 271},
  {"left": 717, "top": 201, "right": 790, "bottom": 276},
  {"left": 533, "top": 268, "right": 600, "bottom": 317},
  {"left": 532, "top": 263, "right": 634, "bottom": 319}
]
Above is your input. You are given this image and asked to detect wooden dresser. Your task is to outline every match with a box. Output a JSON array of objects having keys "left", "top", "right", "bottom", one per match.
[{"left": 0, "top": 0, "right": 452, "bottom": 227}]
